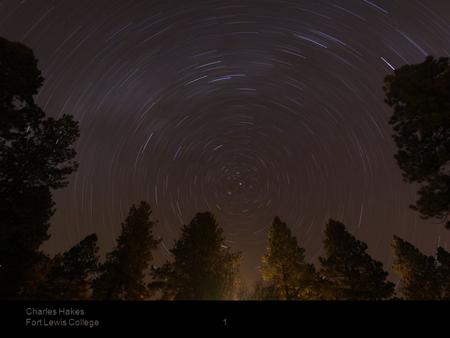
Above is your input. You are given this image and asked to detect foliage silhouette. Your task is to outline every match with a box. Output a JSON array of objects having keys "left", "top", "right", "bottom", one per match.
[
  {"left": 392, "top": 236, "right": 450, "bottom": 300},
  {"left": 261, "top": 216, "right": 318, "bottom": 300},
  {"left": 383, "top": 56, "right": 450, "bottom": 229},
  {"left": 92, "top": 202, "right": 160, "bottom": 300},
  {"left": 0, "top": 37, "right": 79, "bottom": 299},
  {"left": 23, "top": 234, "right": 99, "bottom": 300},
  {"left": 151, "top": 212, "right": 240, "bottom": 300},
  {"left": 319, "top": 219, "right": 394, "bottom": 300}
]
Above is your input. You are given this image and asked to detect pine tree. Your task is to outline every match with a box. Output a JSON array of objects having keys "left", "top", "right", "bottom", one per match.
[
  {"left": 151, "top": 212, "right": 240, "bottom": 300},
  {"left": 261, "top": 216, "right": 317, "bottom": 300},
  {"left": 24, "top": 234, "right": 99, "bottom": 300},
  {"left": 48, "top": 234, "right": 99, "bottom": 299},
  {"left": 0, "top": 37, "right": 79, "bottom": 299},
  {"left": 92, "top": 202, "right": 160, "bottom": 300},
  {"left": 393, "top": 238, "right": 450, "bottom": 300},
  {"left": 392, "top": 236, "right": 440, "bottom": 299},
  {"left": 319, "top": 219, "right": 394, "bottom": 300},
  {"left": 437, "top": 247, "right": 450, "bottom": 300},
  {"left": 383, "top": 56, "right": 450, "bottom": 229}
]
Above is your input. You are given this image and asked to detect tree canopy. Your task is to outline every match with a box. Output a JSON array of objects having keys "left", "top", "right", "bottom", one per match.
[
  {"left": 319, "top": 219, "right": 394, "bottom": 300},
  {"left": 383, "top": 56, "right": 450, "bottom": 229},
  {"left": 261, "top": 216, "right": 317, "bottom": 300},
  {"left": 151, "top": 212, "right": 240, "bottom": 300},
  {"left": 24, "top": 234, "right": 99, "bottom": 300},
  {"left": 0, "top": 37, "right": 80, "bottom": 299},
  {"left": 92, "top": 202, "right": 160, "bottom": 300},
  {"left": 392, "top": 236, "right": 450, "bottom": 300}
]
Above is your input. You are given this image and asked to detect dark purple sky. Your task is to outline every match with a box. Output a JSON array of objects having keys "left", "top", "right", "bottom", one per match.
[{"left": 1, "top": 0, "right": 450, "bottom": 284}]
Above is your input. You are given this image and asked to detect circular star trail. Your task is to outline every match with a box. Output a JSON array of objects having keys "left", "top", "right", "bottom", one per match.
[{"left": 1, "top": 0, "right": 450, "bottom": 281}]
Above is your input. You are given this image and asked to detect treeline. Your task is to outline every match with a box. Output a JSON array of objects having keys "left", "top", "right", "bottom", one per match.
[
  {"left": 12, "top": 203, "right": 450, "bottom": 300},
  {"left": 254, "top": 217, "right": 450, "bottom": 300},
  {"left": 1, "top": 37, "right": 449, "bottom": 300},
  {"left": 16, "top": 202, "right": 240, "bottom": 300}
]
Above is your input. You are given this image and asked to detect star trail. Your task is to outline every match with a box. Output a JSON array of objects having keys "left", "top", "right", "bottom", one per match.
[{"left": 1, "top": 0, "right": 450, "bottom": 282}]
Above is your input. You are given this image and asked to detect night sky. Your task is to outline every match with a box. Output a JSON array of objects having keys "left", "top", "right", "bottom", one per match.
[{"left": 1, "top": 0, "right": 450, "bottom": 283}]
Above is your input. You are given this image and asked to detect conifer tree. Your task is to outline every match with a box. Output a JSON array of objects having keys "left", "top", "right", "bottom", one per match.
[
  {"left": 151, "top": 212, "right": 240, "bottom": 300},
  {"left": 92, "top": 202, "right": 160, "bottom": 300},
  {"left": 392, "top": 236, "right": 441, "bottom": 299},
  {"left": 261, "top": 216, "right": 317, "bottom": 300},
  {"left": 0, "top": 37, "right": 79, "bottom": 299},
  {"left": 319, "top": 219, "right": 394, "bottom": 300},
  {"left": 383, "top": 56, "right": 450, "bottom": 229},
  {"left": 24, "top": 234, "right": 99, "bottom": 300},
  {"left": 51, "top": 233, "right": 98, "bottom": 299}
]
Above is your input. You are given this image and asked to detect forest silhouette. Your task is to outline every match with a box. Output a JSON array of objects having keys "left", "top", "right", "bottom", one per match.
[{"left": 1, "top": 36, "right": 449, "bottom": 301}]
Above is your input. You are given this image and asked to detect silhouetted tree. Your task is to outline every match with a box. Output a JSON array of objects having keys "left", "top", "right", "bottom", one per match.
[
  {"left": 151, "top": 212, "right": 240, "bottom": 300},
  {"left": 392, "top": 236, "right": 441, "bottom": 299},
  {"left": 319, "top": 219, "right": 394, "bottom": 300},
  {"left": 0, "top": 37, "right": 80, "bottom": 299},
  {"left": 261, "top": 216, "right": 317, "bottom": 300},
  {"left": 383, "top": 56, "right": 450, "bottom": 229},
  {"left": 437, "top": 246, "right": 450, "bottom": 299},
  {"left": 24, "top": 234, "right": 99, "bottom": 300},
  {"left": 92, "top": 202, "right": 160, "bottom": 300}
]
